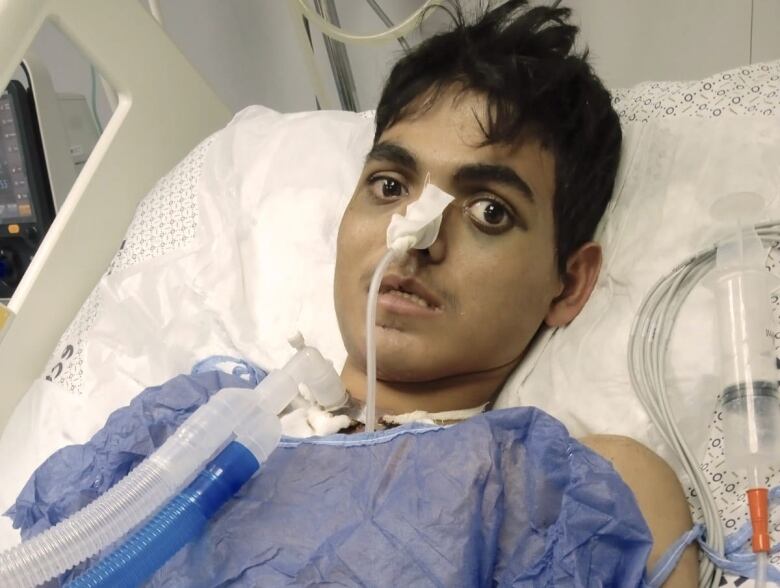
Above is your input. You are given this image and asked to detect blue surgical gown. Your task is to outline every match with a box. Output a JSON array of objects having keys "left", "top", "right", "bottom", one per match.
[{"left": 7, "top": 370, "right": 653, "bottom": 586}]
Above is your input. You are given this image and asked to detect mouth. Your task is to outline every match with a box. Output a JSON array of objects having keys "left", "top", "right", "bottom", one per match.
[{"left": 376, "top": 275, "right": 443, "bottom": 317}]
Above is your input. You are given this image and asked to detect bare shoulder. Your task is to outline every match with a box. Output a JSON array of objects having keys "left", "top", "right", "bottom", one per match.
[{"left": 580, "top": 434, "right": 698, "bottom": 588}]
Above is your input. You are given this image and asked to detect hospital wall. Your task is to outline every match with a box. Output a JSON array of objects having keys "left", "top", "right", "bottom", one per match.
[{"left": 26, "top": 1, "right": 780, "bottom": 125}]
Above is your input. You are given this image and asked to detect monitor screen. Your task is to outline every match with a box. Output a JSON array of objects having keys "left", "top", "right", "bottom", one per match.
[{"left": 0, "top": 90, "right": 36, "bottom": 223}]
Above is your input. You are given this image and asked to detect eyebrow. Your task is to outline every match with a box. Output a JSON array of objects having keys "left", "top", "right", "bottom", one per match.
[
  {"left": 365, "top": 141, "right": 535, "bottom": 203},
  {"left": 454, "top": 164, "right": 535, "bottom": 203},
  {"left": 365, "top": 142, "right": 419, "bottom": 175}
]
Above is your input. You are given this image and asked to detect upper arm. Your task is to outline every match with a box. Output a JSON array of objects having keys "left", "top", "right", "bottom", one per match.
[{"left": 581, "top": 434, "right": 698, "bottom": 588}]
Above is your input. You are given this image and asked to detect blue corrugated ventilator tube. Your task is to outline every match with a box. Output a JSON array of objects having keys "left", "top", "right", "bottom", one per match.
[
  {"left": 65, "top": 440, "right": 260, "bottom": 587},
  {"left": 0, "top": 335, "right": 347, "bottom": 588}
]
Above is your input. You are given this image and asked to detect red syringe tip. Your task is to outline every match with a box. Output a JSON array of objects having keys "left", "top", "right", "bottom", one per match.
[{"left": 747, "top": 487, "right": 770, "bottom": 553}]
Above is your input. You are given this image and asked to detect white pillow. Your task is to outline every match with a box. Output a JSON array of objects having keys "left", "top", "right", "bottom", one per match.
[
  {"left": 0, "top": 106, "right": 374, "bottom": 546},
  {"left": 30, "top": 61, "right": 780, "bottom": 459}
]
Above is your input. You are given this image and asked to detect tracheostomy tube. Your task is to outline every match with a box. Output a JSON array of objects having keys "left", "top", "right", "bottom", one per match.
[
  {"left": 709, "top": 192, "right": 780, "bottom": 587},
  {"left": 364, "top": 180, "right": 454, "bottom": 432},
  {"left": 0, "top": 338, "right": 345, "bottom": 588}
]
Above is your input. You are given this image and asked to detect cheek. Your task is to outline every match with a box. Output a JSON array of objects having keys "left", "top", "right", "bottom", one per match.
[
  {"left": 452, "top": 237, "right": 558, "bottom": 360},
  {"left": 335, "top": 207, "right": 363, "bottom": 301},
  {"left": 336, "top": 205, "right": 385, "bottom": 275},
  {"left": 334, "top": 203, "right": 388, "bottom": 347}
]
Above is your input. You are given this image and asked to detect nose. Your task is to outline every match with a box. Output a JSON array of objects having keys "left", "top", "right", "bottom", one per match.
[{"left": 411, "top": 203, "right": 451, "bottom": 265}]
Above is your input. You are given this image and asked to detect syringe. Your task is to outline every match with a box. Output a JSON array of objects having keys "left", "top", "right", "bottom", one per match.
[{"left": 710, "top": 194, "right": 780, "bottom": 587}]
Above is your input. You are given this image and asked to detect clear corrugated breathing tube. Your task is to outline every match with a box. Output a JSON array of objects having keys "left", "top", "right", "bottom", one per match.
[{"left": 0, "top": 337, "right": 346, "bottom": 588}]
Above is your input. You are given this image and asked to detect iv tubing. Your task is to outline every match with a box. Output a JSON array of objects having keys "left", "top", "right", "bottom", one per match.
[
  {"left": 365, "top": 0, "right": 411, "bottom": 51},
  {"left": 365, "top": 248, "right": 398, "bottom": 432},
  {"left": 295, "top": 0, "right": 443, "bottom": 45},
  {"left": 630, "top": 243, "right": 724, "bottom": 588},
  {"left": 288, "top": 0, "right": 334, "bottom": 110},
  {"left": 756, "top": 552, "right": 768, "bottom": 588}
]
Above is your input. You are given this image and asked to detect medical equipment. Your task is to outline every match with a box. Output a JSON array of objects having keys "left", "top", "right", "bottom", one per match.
[
  {"left": 294, "top": 0, "right": 442, "bottom": 46},
  {"left": 365, "top": 181, "right": 453, "bottom": 432},
  {"left": 710, "top": 193, "right": 780, "bottom": 588},
  {"left": 0, "top": 0, "right": 776, "bottom": 582},
  {"left": 0, "top": 56, "right": 102, "bottom": 300},
  {"left": 0, "top": 0, "right": 231, "bottom": 432},
  {"left": 21, "top": 53, "right": 101, "bottom": 212},
  {"left": 0, "top": 80, "right": 53, "bottom": 299},
  {"left": 629, "top": 203, "right": 780, "bottom": 588},
  {"left": 312, "top": 0, "right": 360, "bottom": 111},
  {"left": 291, "top": 0, "right": 443, "bottom": 110},
  {"left": 64, "top": 429, "right": 271, "bottom": 588},
  {"left": 0, "top": 337, "right": 344, "bottom": 588}
]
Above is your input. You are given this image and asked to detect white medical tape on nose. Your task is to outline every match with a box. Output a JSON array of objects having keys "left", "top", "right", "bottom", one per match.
[{"left": 386, "top": 181, "right": 454, "bottom": 255}]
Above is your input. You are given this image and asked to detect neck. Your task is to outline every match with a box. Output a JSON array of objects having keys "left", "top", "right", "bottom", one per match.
[{"left": 339, "top": 356, "right": 519, "bottom": 416}]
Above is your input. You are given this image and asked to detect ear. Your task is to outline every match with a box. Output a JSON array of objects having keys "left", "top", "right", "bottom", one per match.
[{"left": 544, "top": 242, "right": 602, "bottom": 328}]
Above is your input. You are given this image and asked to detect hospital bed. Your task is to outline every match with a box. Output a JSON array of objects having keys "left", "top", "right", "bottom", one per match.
[
  {"left": 0, "top": 1, "right": 779, "bottom": 587},
  {"left": 0, "top": 0, "right": 231, "bottom": 429}
]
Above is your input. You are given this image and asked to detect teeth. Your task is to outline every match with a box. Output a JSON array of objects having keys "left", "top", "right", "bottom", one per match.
[{"left": 386, "top": 288, "right": 431, "bottom": 308}]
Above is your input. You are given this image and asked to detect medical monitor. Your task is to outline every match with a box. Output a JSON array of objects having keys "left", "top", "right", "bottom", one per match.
[{"left": 0, "top": 80, "right": 53, "bottom": 299}]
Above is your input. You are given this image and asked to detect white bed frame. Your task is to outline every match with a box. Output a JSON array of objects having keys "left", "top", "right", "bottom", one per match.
[{"left": 0, "top": 0, "right": 232, "bottom": 432}]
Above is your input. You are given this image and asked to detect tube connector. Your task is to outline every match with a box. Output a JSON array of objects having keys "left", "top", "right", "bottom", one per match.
[
  {"left": 748, "top": 487, "right": 771, "bottom": 553},
  {"left": 284, "top": 333, "right": 347, "bottom": 410}
]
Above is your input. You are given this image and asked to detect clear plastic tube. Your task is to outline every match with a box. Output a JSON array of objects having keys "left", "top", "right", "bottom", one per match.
[
  {"left": 294, "top": 0, "right": 443, "bottom": 45},
  {"left": 365, "top": 184, "right": 452, "bottom": 432},
  {"left": 0, "top": 392, "right": 242, "bottom": 588},
  {"left": 0, "top": 345, "right": 325, "bottom": 587},
  {"left": 755, "top": 552, "right": 768, "bottom": 588},
  {"left": 64, "top": 441, "right": 262, "bottom": 588},
  {"left": 365, "top": 248, "right": 398, "bottom": 433},
  {"left": 65, "top": 376, "right": 287, "bottom": 587}
]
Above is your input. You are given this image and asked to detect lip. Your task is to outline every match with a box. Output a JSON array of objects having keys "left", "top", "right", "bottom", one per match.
[{"left": 376, "top": 274, "right": 443, "bottom": 317}]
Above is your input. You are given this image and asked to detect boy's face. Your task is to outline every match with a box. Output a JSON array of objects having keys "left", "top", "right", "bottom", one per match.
[{"left": 334, "top": 90, "right": 563, "bottom": 383}]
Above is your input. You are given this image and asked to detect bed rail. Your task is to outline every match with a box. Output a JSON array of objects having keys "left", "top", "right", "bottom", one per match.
[{"left": 0, "top": 0, "right": 232, "bottom": 432}]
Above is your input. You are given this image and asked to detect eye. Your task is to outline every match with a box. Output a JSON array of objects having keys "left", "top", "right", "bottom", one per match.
[
  {"left": 465, "top": 198, "right": 515, "bottom": 233},
  {"left": 367, "top": 175, "right": 408, "bottom": 201}
]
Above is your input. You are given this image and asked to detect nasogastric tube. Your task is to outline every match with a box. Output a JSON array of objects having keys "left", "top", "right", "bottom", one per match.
[{"left": 364, "top": 181, "right": 453, "bottom": 432}]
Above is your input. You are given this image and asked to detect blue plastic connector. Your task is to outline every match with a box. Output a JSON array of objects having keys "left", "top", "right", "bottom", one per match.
[{"left": 65, "top": 441, "right": 260, "bottom": 588}]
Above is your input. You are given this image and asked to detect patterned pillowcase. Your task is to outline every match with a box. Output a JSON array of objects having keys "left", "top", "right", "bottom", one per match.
[
  {"left": 41, "top": 136, "right": 214, "bottom": 395},
  {"left": 612, "top": 61, "right": 779, "bottom": 121}
]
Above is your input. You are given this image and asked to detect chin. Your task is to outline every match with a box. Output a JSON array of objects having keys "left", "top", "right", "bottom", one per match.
[
  {"left": 374, "top": 335, "right": 445, "bottom": 382},
  {"left": 342, "top": 320, "right": 448, "bottom": 381}
]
